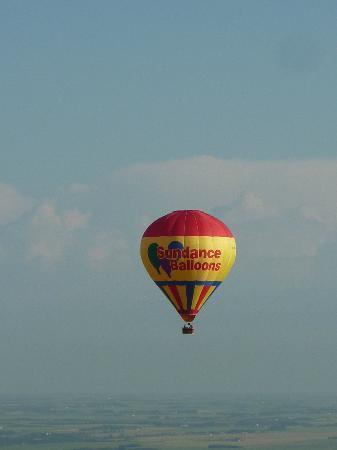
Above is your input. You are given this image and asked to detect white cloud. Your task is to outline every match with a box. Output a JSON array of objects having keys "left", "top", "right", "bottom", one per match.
[
  {"left": 27, "top": 203, "right": 90, "bottom": 265},
  {"left": 1, "top": 158, "right": 336, "bottom": 269},
  {"left": 67, "top": 182, "right": 97, "bottom": 194},
  {"left": 111, "top": 156, "right": 337, "bottom": 260},
  {"left": 63, "top": 209, "right": 90, "bottom": 231},
  {"left": 226, "top": 192, "right": 278, "bottom": 222},
  {"left": 113, "top": 156, "right": 337, "bottom": 226},
  {"left": 31, "top": 203, "right": 62, "bottom": 228},
  {"left": 87, "top": 230, "right": 130, "bottom": 270},
  {"left": 299, "top": 205, "right": 337, "bottom": 231},
  {"left": 0, "top": 182, "right": 34, "bottom": 225}
]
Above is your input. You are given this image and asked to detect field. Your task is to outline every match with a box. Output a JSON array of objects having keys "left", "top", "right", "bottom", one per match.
[{"left": 1, "top": 394, "right": 337, "bottom": 450}]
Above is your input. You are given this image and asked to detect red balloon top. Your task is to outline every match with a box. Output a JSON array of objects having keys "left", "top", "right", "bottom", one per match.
[{"left": 142, "top": 210, "right": 233, "bottom": 237}]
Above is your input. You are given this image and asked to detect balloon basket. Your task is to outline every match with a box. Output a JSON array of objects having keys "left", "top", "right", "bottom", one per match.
[{"left": 182, "top": 324, "right": 194, "bottom": 335}]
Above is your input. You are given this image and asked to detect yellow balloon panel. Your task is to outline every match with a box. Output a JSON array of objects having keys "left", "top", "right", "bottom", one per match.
[{"left": 140, "top": 236, "right": 236, "bottom": 283}]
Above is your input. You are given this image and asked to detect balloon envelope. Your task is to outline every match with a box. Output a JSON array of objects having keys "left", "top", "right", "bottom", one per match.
[{"left": 140, "top": 210, "right": 236, "bottom": 322}]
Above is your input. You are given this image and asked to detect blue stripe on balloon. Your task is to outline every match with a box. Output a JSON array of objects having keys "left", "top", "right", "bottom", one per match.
[
  {"left": 155, "top": 280, "right": 221, "bottom": 287},
  {"left": 186, "top": 283, "right": 195, "bottom": 310}
]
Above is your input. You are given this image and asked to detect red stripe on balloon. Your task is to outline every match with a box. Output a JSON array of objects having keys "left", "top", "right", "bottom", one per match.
[
  {"left": 168, "top": 285, "right": 184, "bottom": 311},
  {"left": 143, "top": 210, "right": 233, "bottom": 237},
  {"left": 195, "top": 285, "right": 211, "bottom": 311}
]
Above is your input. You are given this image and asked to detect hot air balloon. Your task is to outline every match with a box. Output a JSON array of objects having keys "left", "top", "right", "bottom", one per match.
[{"left": 140, "top": 210, "right": 236, "bottom": 334}]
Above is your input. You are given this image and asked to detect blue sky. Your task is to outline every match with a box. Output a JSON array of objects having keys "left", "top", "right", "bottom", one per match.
[
  {"left": 0, "top": 1, "right": 336, "bottom": 394},
  {"left": 1, "top": 0, "right": 336, "bottom": 192}
]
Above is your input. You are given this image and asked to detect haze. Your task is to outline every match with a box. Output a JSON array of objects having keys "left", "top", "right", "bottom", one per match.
[{"left": 0, "top": 0, "right": 336, "bottom": 395}]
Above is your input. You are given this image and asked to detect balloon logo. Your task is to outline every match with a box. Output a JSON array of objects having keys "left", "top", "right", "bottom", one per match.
[{"left": 140, "top": 210, "right": 236, "bottom": 334}]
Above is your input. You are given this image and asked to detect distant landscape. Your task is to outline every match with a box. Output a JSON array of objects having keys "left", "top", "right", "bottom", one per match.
[{"left": 1, "top": 394, "right": 337, "bottom": 450}]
